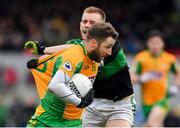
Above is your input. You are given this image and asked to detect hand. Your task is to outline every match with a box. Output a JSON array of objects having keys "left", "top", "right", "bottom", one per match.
[
  {"left": 77, "top": 88, "right": 94, "bottom": 108},
  {"left": 168, "top": 85, "right": 179, "bottom": 97},
  {"left": 24, "top": 41, "right": 45, "bottom": 54},
  {"left": 27, "top": 59, "right": 39, "bottom": 69}
]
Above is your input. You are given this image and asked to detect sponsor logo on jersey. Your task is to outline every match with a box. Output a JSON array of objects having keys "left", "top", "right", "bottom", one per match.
[
  {"left": 63, "top": 61, "right": 72, "bottom": 71},
  {"left": 92, "top": 63, "right": 97, "bottom": 71},
  {"left": 83, "top": 65, "right": 89, "bottom": 70}
]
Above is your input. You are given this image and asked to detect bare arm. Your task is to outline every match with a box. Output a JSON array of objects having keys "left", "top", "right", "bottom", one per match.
[
  {"left": 44, "top": 44, "right": 73, "bottom": 55},
  {"left": 168, "top": 63, "right": 180, "bottom": 96},
  {"left": 130, "top": 59, "right": 140, "bottom": 85},
  {"left": 130, "top": 58, "right": 154, "bottom": 85},
  {"left": 48, "top": 70, "right": 81, "bottom": 105},
  {"left": 173, "top": 64, "right": 180, "bottom": 86},
  {"left": 130, "top": 71, "right": 139, "bottom": 85}
]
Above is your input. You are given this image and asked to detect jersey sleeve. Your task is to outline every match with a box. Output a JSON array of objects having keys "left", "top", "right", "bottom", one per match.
[
  {"left": 169, "top": 54, "right": 179, "bottom": 74},
  {"left": 66, "top": 38, "right": 85, "bottom": 48},
  {"left": 132, "top": 53, "right": 142, "bottom": 75},
  {"left": 58, "top": 45, "right": 84, "bottom": 78},
  {"left": 66, "top": 39, "right": 82, "bottom": 45}
]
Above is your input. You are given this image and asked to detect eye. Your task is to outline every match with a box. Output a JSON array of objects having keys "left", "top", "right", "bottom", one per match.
[
  {"left": 106, "top": 46, "right": 113, "bottom": 49},
  {"left": 82, "top": 20, "right": 88, "bottom": 24},
  {"left": 90, "top": 21, "right": 96, "bottom": 25}
]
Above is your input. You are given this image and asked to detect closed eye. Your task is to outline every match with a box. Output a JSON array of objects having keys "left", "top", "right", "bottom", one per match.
[
  {"left": 82, "top": 20, "right": 88, "bottom": 24},
  {"left": 89, "top": 21, "right": 96, "bottom": 25},
  {"left": 106, "top": 45, "right": 113, "bottom": 49}
]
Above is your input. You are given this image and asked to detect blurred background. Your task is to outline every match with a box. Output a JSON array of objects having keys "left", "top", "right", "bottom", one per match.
[{"left": 0, "top": 0, "right": 180, "bottom": 126}]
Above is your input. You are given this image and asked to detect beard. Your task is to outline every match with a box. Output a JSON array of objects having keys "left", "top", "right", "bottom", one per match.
[{"left": 88, "top": 48, "right": 102, "bottom": 63}]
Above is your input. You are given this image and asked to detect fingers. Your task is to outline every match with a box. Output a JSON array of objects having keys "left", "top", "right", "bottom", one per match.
[
  {"left": 24, "top": 41, "right": 39, "bottom": 54},
  {"left": 77, "top": 88, "right": 94, "bottom": 108},
  {"left": 85, "top": 88, "right": 94, "bottom": 98},
  {"left": 27, "top": 59, "right": 39, "bottom": 68},
  {"left": 24, "top": 41, "right": 35, "bottom": 49}
]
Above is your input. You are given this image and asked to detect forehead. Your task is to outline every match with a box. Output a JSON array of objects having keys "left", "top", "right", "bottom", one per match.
[
  {"left": 148, "top": 36, "right": 164, "bottom": 44},
  {"left": 100, "top": 37, "right": 115, "bottom": 46},
  {"left": 81, "top": 12, "right": 104, "bottom": 23}
]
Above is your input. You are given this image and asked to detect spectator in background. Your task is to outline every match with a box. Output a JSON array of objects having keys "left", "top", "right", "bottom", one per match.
[
  {"left": 0, "top": 0, "right": 180, "bottom": 53},
  {"left": 3, "top": 67, "right": 17, "bottom": 88},
  {"left": 131, "top": 30, "right": 180, "bottom": 127}
]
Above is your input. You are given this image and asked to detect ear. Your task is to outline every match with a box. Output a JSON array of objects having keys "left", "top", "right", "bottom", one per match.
[{"left": 90, "top": 39, "right": 98, "bottom": 48}]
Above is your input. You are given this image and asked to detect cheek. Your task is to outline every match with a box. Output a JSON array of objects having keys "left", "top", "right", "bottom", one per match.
[
  {"left": 88, "top": 24, "right": 94, "bottom": 28},
  {"left": 104, "top": 49, "right": 108, "bottom": 54},
  {"left": 100, "top": 48, "right": 107, "bottom": 55},
  {"left": 153, "top": 45, "right": 160, "bottom": 50},
  {"left": 80, "top": 26, "right": 82, "bottom": 31},
  {"left": 80, "top": 22, "right": 84, "bottom": 30},
  {"left": 96, "top": 47, "right": 101, "bottom": 55}
]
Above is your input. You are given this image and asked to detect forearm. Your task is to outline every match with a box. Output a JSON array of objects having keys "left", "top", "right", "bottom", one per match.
[
  {"left": 174, "top": 69, "right": 180, "bottom": 86},
  {"left": 44, "top": 44, "right": 73, "bottom": 55},
  {"left": 49, "top": 82, "right": 81, "bottom": 105},
  {"left": 130, "top": 72, "right": 139, "bottom": 85},
  {"left": 169, "top": 68, "right": 180, "bottom": 96},
  {"left": 48, "top": 70, "right": 81, "bottom": 106}
]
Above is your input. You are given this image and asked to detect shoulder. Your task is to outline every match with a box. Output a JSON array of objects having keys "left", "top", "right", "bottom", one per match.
[
  {"left": 163, "top": 51, "right": 177, "bottom": 62},
  {"left": 134, "top": 50, "right": 149, "bottom": 61},
  {"left": 62, "top": 45, "right": 85, "bottom": 60},
  {"left": 66, "top": 44, "right": 83, "bottom": 52},
  {"left": 66, "top": 38, "right": 82, "bottom": 44}
]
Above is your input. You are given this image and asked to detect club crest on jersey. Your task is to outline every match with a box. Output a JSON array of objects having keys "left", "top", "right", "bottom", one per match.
[{"left": 63, "top": 61, "right": 72, "bottom": 71}]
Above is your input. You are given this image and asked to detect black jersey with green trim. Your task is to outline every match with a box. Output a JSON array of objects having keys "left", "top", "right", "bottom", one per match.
[{"left": 66, "top": 39, "right": 134, "bottom": 101}]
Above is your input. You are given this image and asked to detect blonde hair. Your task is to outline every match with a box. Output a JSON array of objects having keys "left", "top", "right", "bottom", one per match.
[{"left": 83, "top": 6, "right": 106, "bottom": 22}]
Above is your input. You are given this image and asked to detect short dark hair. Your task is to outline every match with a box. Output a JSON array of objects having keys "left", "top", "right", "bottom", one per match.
[
  {"left": 87, "top": 22, "right": 118, "bottom": 43},
  {"left": 146, "top": 30, "right": 165, "bottom": 42}
]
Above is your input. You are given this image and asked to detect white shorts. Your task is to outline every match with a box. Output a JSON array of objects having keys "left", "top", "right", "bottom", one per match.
[{"left": 82, "top": 94, "right": 136, "bottom": 127}]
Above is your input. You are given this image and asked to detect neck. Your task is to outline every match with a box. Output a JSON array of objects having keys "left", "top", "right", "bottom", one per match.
[
  {"left": 84, "top": 41, "right": 92, "bottom": 54},
  {"left": 149, "top": 50, "right": 163, "bottom": 57},
  {"left": 84, "top": 45, "right": 96, "bottom": 62},
  {"left": 86, "top": 48, "right": 94, "bottom": 60}
]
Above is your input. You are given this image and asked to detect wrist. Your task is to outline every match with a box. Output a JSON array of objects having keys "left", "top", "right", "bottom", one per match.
[
  {"left": 38, "top": 45, "right": 45, "bottom": 54},
  {"left": 172, "top": 85, "right": 180, "bottom": 90},
  {"left": 77, "top": 100, "right": 84, "bottom": 108},
  {"left": 138, "top": 77, "right": 145, "bottom": 84},
  {"left": 33, "top": 41, "right": 45, "bottom": 54},
  {"left": 169, "top": 85, "right": 180, "bottom": 97}
]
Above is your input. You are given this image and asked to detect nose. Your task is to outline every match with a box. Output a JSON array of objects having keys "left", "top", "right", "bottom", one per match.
[
  {"left": 106, "top": 49, "right": 112, "bottom": 56},
  {"left": 84, "top": 21, "right": 91, "bottom": 28}
]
